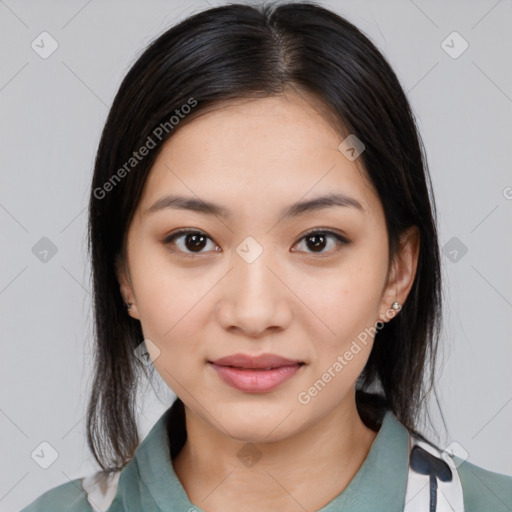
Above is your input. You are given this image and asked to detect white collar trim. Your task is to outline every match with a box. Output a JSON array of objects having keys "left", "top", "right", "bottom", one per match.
[{"left": 81, "top": 470, "right": 121, "bottom": 511}]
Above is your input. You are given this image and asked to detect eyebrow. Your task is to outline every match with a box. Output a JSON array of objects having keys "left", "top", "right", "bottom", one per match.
[{"left": 145, "top": 192, "right": 364, "bottom": 220}]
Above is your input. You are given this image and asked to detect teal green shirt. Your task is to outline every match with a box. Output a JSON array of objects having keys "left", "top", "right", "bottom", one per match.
[{"left": 21, "top": 407, "right": 512, "bottom": 511}]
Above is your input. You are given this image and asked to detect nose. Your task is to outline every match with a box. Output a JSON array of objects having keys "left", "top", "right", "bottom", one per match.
[{"left": 215, "top": 247, "right": 293, "bottom": 338}]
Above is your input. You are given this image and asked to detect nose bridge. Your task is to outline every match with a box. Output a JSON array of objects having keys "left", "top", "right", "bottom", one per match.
[
  {"left": 217, "top": 235, "right": 292, "bottom": 334},
  {"left": 232, "top": 235, "right": 280, "bottom": 300}
]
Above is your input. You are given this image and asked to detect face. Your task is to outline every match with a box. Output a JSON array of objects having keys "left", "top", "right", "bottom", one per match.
[{"left": 116, "top": 92, "right": 419, "bottom": 442}]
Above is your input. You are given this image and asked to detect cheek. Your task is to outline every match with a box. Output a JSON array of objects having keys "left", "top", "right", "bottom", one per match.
[
  {"left": 127, "top": 264, "right": 212, "bottom": 390},
  {"left": 299, "top": 258, "right": 386, "bottom": 339},
  {"left": 294, "top": 246, "right": 387, "bottom": 388},
  {"left": 138, "top": 283, "right": 209, "bottom": 390},
  {"left": 129, "top": 246, "right": 211, "bottom": 337}
]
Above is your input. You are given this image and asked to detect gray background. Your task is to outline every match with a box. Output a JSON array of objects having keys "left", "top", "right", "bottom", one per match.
[{"left": 1, "top": 0, "right": 511, "bottom": 510}]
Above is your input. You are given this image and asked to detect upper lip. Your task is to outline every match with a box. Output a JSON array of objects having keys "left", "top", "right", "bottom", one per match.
[{"left": 209, "top": 353, "right": 304, "bottom": 369}]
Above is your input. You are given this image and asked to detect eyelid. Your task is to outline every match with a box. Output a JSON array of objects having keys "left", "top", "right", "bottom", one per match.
[
  {"left": 295, "top": 227, "right": 350, "bottom": 245},
  {"left": 162, "top": 228, "right": 218, "bottom": 257},
  {"left": 162, "top": 228, "right": 210, "bottom": 245},
  {"left": 291, "top": 228, "right": 350, "bottom": 256}
]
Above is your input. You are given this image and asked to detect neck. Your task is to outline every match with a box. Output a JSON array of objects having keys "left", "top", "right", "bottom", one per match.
[{"left": 171, "top": 393, "right": 379, "bottom": 512}]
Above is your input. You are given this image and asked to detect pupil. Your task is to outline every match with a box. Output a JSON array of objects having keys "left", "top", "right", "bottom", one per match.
[
  {"left": 186, "top": 233, "right": 207, "bottom": 252},
  {"left": 308, "top": 233, "right": 326, "bottom": 251}
]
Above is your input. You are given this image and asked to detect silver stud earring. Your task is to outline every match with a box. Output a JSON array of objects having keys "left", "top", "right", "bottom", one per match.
[
  {"left": 391, "top": 301, "right": 401, "bottom": 310},
  {"left": 126, "top": 303, "right": 132, "bottom": 309}
]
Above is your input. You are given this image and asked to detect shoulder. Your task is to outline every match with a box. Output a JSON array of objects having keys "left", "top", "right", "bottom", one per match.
[
  {"left": 20, "top": 470, "right": 122, "bottom": 512},
  {"left": 455, "top": 456, "right": 512, "bottom": 512},
  {"left": 20, "top": 477, "right": 93, "bottom": 512}
]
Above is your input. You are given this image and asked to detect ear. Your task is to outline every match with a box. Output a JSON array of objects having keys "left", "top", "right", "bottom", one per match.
[
  {"left": 378, "top": 226, "right": 420, "bottom": 323},
  {"left": 115, "top": 253, "right": 140, "bottom": 320}
]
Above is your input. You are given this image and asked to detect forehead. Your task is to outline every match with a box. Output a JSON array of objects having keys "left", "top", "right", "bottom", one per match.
[{"left": 137, "top": 93, "right": 380, "bottom": 221}]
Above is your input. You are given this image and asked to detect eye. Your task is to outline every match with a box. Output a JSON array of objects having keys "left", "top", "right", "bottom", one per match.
[
  {"left": 163, "top": 229, "right": 219, "bottom": 255},
  {"left": 163, "top": 228, "right": 350, "bottom": 256},
  {"left": 292, "top": 229, "right": 350, "bottom": 255}
]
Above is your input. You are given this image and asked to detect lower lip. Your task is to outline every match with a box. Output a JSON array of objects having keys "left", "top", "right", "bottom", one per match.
[{"left": 209, "top": 363, "right": 303, "bottom": 392}]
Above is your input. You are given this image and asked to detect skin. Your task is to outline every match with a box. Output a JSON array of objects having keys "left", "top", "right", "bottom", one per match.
[{"left": 116, "top": 91, "right": 420, "bottom": 512}]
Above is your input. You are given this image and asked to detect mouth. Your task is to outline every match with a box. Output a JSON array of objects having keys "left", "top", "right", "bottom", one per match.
[{"left": 207, "top": 358, "right": 305, "bottom": 393}]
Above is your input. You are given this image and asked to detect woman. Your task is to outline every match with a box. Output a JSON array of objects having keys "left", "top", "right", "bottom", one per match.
[{"left": 22, "top": 2, "right": 512, "bottom": 511}]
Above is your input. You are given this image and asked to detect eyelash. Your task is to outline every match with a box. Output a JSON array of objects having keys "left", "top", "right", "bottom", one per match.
[{"left": 162, "top": 228, "right": 350, "bottom": 257}]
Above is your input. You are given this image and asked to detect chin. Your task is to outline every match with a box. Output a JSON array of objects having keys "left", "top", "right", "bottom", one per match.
[
  {"left": 212, "top": 405, "right": 301, "bottom": 443},
  {"left": 226, "top": 424, "right": 290, "bottom": 444}
]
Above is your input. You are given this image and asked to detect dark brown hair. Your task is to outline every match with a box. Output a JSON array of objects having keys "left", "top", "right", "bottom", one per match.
[{"left": 86, "top": 1, "right": 443, "bottom": 472}]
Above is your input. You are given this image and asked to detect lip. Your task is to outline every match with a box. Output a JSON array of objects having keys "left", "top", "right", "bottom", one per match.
[
  {"left": 207, "top": 353, "right": 305, "bottom": 393},
  {"left": 209, "top": 352, "right": 303, "bottom": 369}
]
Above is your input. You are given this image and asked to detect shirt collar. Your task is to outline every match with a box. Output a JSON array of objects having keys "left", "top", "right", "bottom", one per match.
[{"left": 116, "top": 404, "right": 410, "bottom": 511}]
